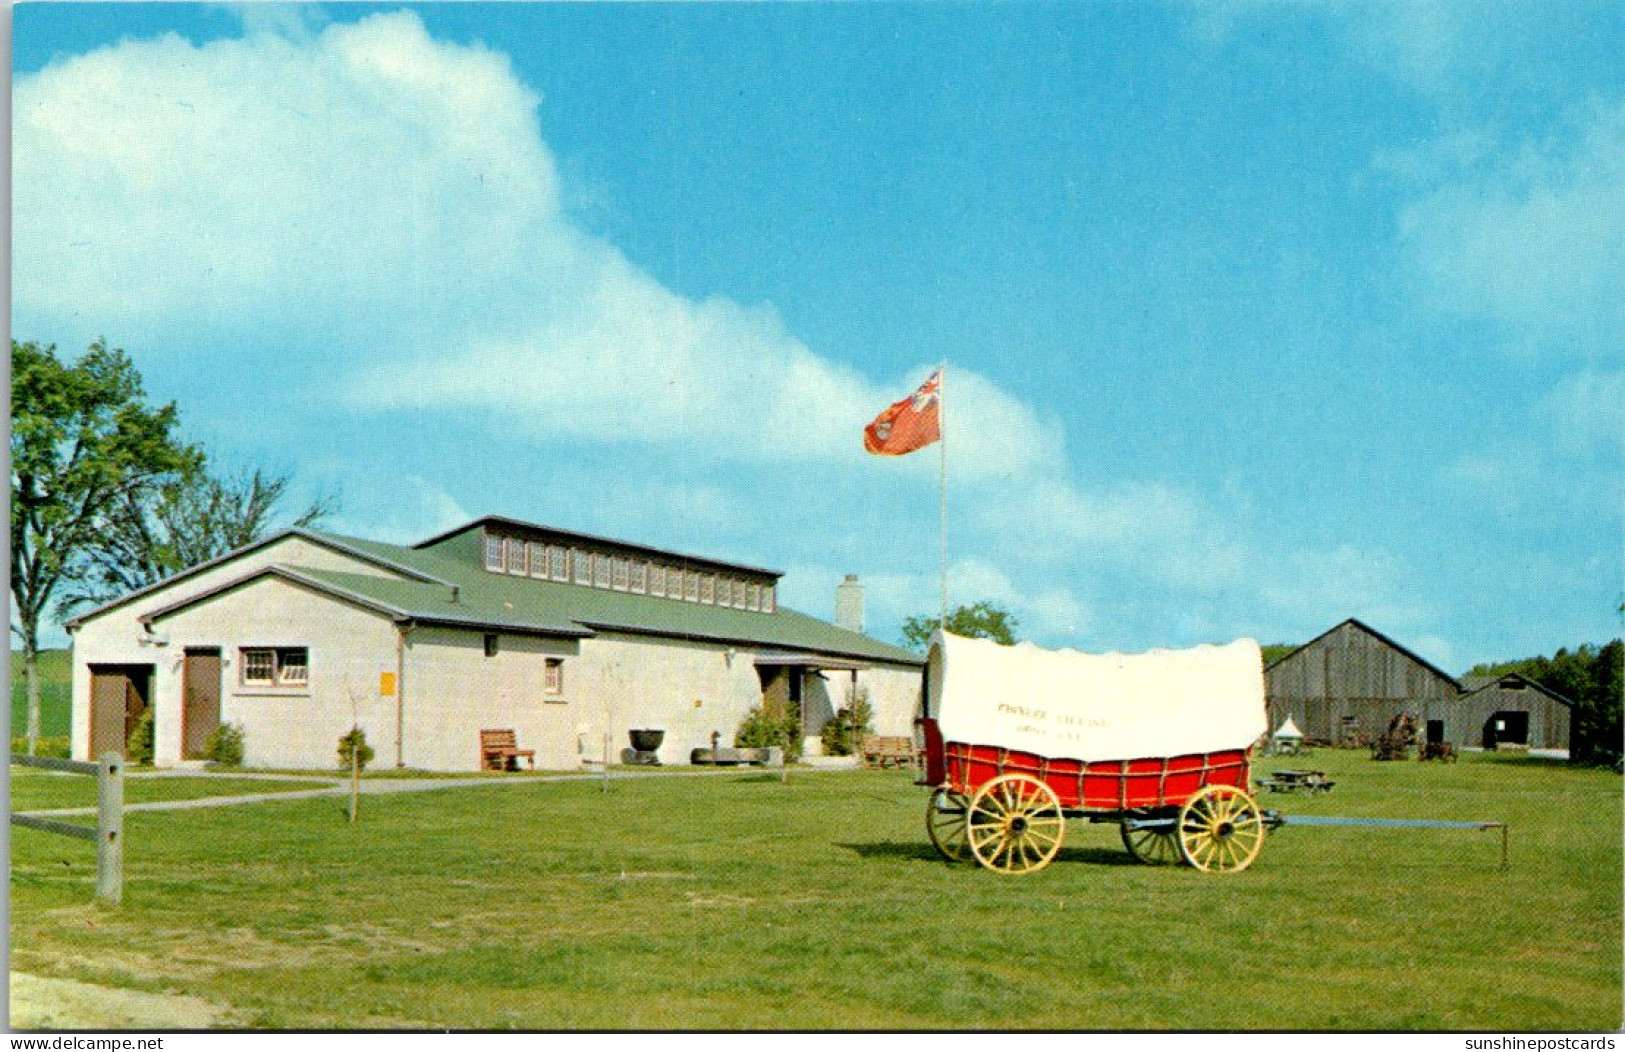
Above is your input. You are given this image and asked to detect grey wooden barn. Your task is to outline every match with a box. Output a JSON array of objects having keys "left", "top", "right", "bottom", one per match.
[
  {"left": 1263, "top": 619, "right": 1571, "bottom": 752},
  {"left": 1265, "top": 619, "right": 1460, "bottom": 747}
]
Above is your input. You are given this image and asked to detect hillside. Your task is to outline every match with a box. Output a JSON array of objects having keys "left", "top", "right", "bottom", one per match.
[{"left": 10, "top": 649, "right": 72, "bottom": 738}]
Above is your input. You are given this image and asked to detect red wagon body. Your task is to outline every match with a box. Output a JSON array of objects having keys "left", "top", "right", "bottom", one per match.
[{"left": 919, "top": 717, "right": 1251, "bottom": 811}]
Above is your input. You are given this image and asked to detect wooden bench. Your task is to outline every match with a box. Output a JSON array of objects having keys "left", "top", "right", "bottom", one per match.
[
  {"left": 480, "top": 729, "right": 535, "bottom": 772},
  {"left": 861, "top": 735, "right": 916, "bottom": 770}
]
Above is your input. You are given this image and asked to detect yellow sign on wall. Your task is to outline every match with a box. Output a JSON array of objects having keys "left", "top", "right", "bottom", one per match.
[{"left": 379, "top": 671, "right": 397, "bottom": 697}]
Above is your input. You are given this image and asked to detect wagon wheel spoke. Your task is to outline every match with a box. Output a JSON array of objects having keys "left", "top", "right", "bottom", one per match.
[{"left": 1024, "top": 825, "right": 1061, "bottom": 851}]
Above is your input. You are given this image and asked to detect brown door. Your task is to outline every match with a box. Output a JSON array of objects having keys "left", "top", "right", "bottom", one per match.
[
  {"left": 90, "top": 669, "right": 128, "bottom": 757},
  {"left": 89, "top": 665, "right": 152, "bottom": 758},
  {"left": 182, "top": 648, "right": 223, "bottom": 759}
]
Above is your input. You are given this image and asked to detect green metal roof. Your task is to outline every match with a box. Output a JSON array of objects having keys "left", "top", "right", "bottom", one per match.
[{"left": 301, "top": 530, "right": 922, "bottom": 667}]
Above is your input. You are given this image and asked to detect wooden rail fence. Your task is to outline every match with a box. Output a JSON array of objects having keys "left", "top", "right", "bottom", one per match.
[{"left": 10, "top": 753, "right": 124, "bottom": 904}]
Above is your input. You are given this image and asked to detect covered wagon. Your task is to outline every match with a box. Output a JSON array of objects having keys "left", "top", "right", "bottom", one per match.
[{"left": 917, "top": 630, "right": 1270, "bottom": 875}]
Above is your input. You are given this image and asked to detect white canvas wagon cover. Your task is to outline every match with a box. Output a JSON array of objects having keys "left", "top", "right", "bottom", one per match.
[{"left": 927, "top": 631, "right": 1268, "bottom": 763}]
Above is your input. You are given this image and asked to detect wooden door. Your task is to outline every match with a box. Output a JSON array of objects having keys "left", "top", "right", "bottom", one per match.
[
  {"left": 90, "top": 669, "right": 129, "bottom": 757},
  {"left": 182, "top": 649, "right": 223, "bottom": 759},
  {"left": 90, "top": 666, "right": 150, "bottom": 757}
]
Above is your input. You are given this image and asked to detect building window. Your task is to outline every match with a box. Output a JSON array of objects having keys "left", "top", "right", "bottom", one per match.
[
  {"left": 574, "top": 551, "right": 593, "bottom": 585},
  {"left": 506, "top": 537, "right": 528, "bottom": 576},
  {"left": 612, "top": 557, "right": 630, "bottom": 591},
  {"left": 550, "top": 546, "right": 570, "bottom": 582},
  {"left": 700, "top": 574, "right": 715, "bottom": 604},
  {"left": 528, "top": 542, "right": 549, "bottom": 579},
  {"left": 667, "top": 568, "right": 683, "bottom": 598},
  {"left": 545, "top": 658, "right": 564, "bottom": 695},
  {"left": 241, "top": 647, "right": 308, "bottom": 687},
  {"left": 631, "top": 561, "right": 647, "bottom": 593},
  {"left": 650, "top": 564, "right": 667, "bottom": 597},
  {"left": 484, "top": 533, "right": 505, "bottom": 571},
  {"left": 484, "top": 634, "right": 499, "bottom": 658},
  {"left": 762, "top": 585, "right": 775, "bottom": 613},
  {"left": 594, "top": 555, "right": 612, "bottom": 589},
  {"left": 748, "top": 583, "right": 761, "bottom": 611},
  {"left": 730, "top": 579, "right": 745, "bottom": 608},
  {"left": 685, "top": 572, "right": 700, "bottom": 602}
]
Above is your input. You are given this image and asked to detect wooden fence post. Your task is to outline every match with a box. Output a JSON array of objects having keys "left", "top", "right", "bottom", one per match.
[{"left": 95, "top": 753, "right": 124, "bottom": 906}]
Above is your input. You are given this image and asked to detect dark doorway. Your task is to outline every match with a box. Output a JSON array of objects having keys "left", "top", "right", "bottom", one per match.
[
  {"left": 1426, "top": 719, "right": 1445, "bottom": 745},
  {"left": 182, "top": 648, "right": 223, "bottom": 759},
  {"left": 1483, "top": 710, "right": 1530, "bottom": 750},
  {"left": 89, "top": 664, "right": 153, "bottom": 758}
]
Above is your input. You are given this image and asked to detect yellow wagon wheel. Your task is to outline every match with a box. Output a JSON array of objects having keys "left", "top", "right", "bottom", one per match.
[
  {"left": 1176, "top": 784, "right": 1265, "bottom": 873},
  {"left": 925, "top": 789, "right": 971, "bottom": 862},
  {"left": 965, "top": 774, "right": 1065, "bottom": 874},
  {"left": 1119, "top": 811, "right": 1183, "bottom": 865}
]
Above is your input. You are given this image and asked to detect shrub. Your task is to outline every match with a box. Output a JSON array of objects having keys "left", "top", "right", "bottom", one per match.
[
  {"left": 337, "top": 727, "right": 375, "bottom": 772},
  {"left": 12, "top": 736, "right": 70, "bottom": 759},
  {"left": 126, "top": 709, "right": 155, "bottom": 766},
  {"left": 205, "top": 722, "right": 246, "bottom": 767},
  {"left": 820, "top": 690, "right": 874, "bottom": 757},
  {"left": 735, "top": 704, "right": 802, "bottom": 761}
]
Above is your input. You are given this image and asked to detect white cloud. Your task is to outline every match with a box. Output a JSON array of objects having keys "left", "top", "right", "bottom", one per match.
[
  {"left": 13, "top": 12, "right": 1058, "bottom": 481},
  {"left": 1538, "top": 369, "right": 1625, "bottom": 457},
  {"left": 983, "top": 477, "right": 1249, "bottom": 593},
  {"left": 946, "top": 559, "right": 1092, "bottom": 641},
  {"left": 1442, "top": 367, "right": 1623, "bottom": 520},
  {"left": 327, "top": 475, "right": 471, "bottom": 545},
  {"left": 1193, "top": 2, "right": 1579, "bottom": 104},
  {"left": 1256, "top": 544, "right": 1433, "bottom": 636},
  {"left": 1397, "top": 101, "right": 1625, "bottom": 350}
]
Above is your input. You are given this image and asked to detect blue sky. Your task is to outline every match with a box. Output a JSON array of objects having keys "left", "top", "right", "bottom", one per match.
[{"left": 13, "top": 2, "right": 1622, "bottom": 668}]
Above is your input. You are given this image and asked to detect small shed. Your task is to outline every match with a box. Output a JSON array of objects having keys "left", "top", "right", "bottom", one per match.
[{"left": 1455, "top": 673, "right": 1572, "bottom": 751}]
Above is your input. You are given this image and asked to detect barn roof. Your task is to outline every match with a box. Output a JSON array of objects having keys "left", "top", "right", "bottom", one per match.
[
  {"left": 1265, "top": 618, "right": 1461, "bottom": 690},
  {"left": 61, "top": 528, "right": 451, "bottom": 630},
  {"left": 410, "top": 515, "right": 783, "bottom": 579},
  {"left": 1459, "top": 672, "right": 1575, "bottom": 707},
  {"left": 106, "top": 521, "right": 922, "bottom": 667}
]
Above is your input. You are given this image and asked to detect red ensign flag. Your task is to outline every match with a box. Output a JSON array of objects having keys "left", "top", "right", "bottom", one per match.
[{"left": 864, "top": 369, "right": 942, "bottom": 455}]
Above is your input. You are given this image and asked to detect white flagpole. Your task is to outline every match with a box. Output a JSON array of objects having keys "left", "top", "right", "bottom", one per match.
[{"left": 939, "top": 362, "right": 948, "bottom": 633}]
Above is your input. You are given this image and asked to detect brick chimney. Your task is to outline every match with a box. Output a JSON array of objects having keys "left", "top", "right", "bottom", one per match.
[{"left": 835, "top": 574, "right": 864, "bottom": 634}]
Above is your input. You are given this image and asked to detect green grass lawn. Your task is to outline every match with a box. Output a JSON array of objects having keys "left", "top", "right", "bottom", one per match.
[
  {"left": 9, "top": 750, "right": 1620, "bottom": 1030},
  {"left": 9, "top": 768, "right": 330, "bottom": 812},
  {"left": 11, "top": 649, "right": 71, "bottom": 739}
]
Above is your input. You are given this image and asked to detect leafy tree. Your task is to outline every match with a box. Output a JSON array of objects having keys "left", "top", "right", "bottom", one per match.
[
  {"left": 901, "top": 601, "right": 1019, "bottom": 652},
  {"left": 1261, "top": 643, "right": 1299, "bottom": 666},
  {"left": 10, "top": 339, "right": 196, "bottom": 754},
  {"left": 64, "top": 465, "right": 336, "bottom": 609}
]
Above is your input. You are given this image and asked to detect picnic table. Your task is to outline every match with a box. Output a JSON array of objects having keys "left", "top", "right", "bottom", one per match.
[{"left": 1257, "top": 769, "right": 1335, "bottom": 795}]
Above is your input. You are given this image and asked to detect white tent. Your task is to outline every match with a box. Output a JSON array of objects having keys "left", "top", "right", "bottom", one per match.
[
  {"left": 926, "top": 631, "right": 1268, "bottom": 763},
  {"left": 1272, "top": 716, "right": 1304, "bottom": 741}
]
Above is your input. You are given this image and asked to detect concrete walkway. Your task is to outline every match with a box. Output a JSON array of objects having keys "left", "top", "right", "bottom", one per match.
[{"left": 17, "top": 763, "right": 822, "bottom": 819}]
